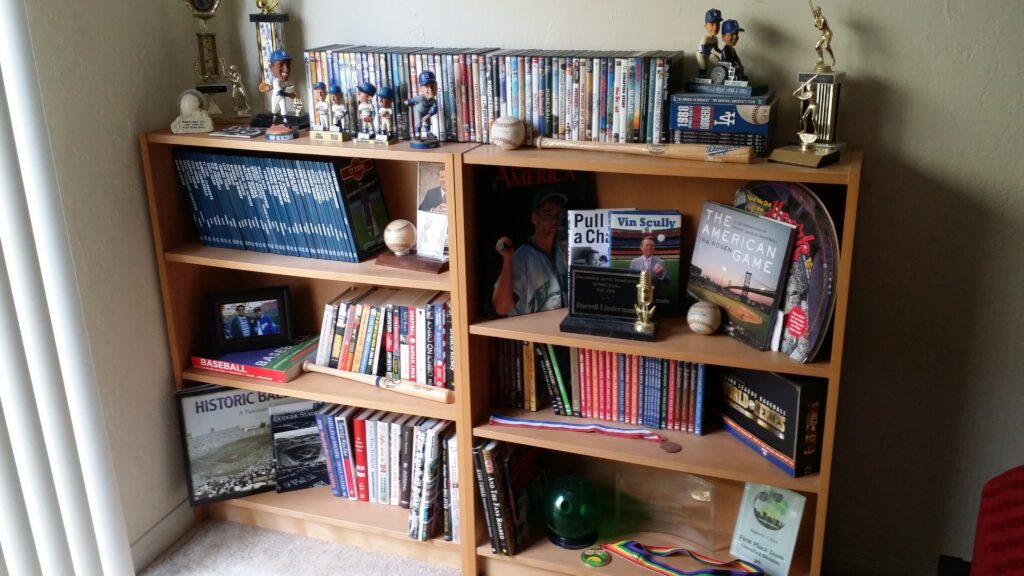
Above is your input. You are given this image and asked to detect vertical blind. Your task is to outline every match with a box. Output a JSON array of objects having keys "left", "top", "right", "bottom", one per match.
[{"left": 0, "top": 0, "right": 134, "bottom": 574}]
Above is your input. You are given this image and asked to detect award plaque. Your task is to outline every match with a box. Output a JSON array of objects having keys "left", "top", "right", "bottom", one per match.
[{"left": 559, "top": 266, "right": 655, "bottom": 341}]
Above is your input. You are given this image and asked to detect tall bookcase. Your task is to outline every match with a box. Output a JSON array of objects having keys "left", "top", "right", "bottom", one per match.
[{"left": 141, "top": 130, "right": 861, "bottom": 575}]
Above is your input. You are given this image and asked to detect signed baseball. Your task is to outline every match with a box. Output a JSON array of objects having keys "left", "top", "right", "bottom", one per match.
[
  {"left": 687, "top": 301, "right": 722, "bottom": 335},
  {"left": 490, "top": 116, "right": 525, "bottom": 151},
  {"left": 383, "top": 219, "right": 416, "bottom": 256}
]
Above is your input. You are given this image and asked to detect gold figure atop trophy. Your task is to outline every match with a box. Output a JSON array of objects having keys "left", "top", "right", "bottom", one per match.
[
  {"left": 634, "top": 271, "right": 656, "bottom": 335},
  {"left": 809, "top": 0, "right": 835, "bottom": 73}
]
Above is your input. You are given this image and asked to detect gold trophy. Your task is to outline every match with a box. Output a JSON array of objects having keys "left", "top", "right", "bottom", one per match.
[
  {"left": 634, "top": 271, "right": 656, "bottom": 335},
  {"left": 769, "top": 0, "right": 844, "bottom": 168},
  {"left": 184, "top": 0, "right": 231, "bottom": 115}
]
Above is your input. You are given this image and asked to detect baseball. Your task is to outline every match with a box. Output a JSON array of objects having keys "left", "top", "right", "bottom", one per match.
[
  {"left": 490, "top": 116, "right": 525, "bottom": 151},
  {"left": 383, "top": 219, "right": 416, "bottom": 256},
  {"left": 687, "top": 301, "right": 722, "bottom": 335}
]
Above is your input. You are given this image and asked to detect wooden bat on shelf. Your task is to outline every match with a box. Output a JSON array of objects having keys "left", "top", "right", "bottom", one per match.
[
  {"left": 535, "top": 137, "right": 753, "bottom": 164},
  {"left": 302, "top": 362, "right": 455, "bottom": 404}
]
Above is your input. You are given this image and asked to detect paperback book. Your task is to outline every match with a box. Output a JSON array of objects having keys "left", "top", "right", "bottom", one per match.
[
  {"left": 566, "top": 208, "right": 633, "bottom": 267},
  {"left": 687, "top": 202, "right": 795, "bottom": 350},
  {"left": 191, "top": 335, "right": 318, "bottom": 383},
  {"left": 608, "top": 210, "right": 683, "bottom": 316},
  {"left": 175, "top": 384, "right": 294, "bottom": 506}
]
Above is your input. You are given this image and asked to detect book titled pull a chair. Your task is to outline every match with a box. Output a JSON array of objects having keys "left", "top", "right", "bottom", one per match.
[{"left": 191, "top": 335, "right": 319, "bottom": 383}]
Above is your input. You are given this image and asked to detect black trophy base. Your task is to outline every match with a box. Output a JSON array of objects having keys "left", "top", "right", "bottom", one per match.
[
  {"left": 250, "top": 112, "right": 310, "bottom": 130},
  {"left": 768, "top": 144, "right": 840, "bottom": 168},
  {"left": 546, "top": 528, "right": 597, "bottom": 550},
  {"left": 559, "top": 313, "right": 655, "bottom": 342}
]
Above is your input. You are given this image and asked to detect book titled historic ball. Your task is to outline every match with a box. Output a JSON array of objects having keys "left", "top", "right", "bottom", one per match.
[
  {"left": 716, "top": 367, "right": 826, "bottom": 477},
  {"left": 191, "top": 335, "right": 319, "bottom": 383}
]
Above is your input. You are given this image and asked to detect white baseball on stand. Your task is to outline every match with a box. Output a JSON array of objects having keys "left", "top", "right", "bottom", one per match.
[
  {"left": 490, "top": 116, "right": 526, "bottom": 151},
  {"left": 687, "top": 301, "right": 722, "bottom": 335},
  {"left": 383, "top": 219, "right": 416, "bottom": 256}
]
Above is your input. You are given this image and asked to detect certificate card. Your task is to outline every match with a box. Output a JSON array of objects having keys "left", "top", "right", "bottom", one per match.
[{"left": 730, "top": 482, "right": 805, "bottom": 576}]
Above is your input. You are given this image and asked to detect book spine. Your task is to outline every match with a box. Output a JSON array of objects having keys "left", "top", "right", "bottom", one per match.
[
  {"left": 315, "top": 305, "right": 338, "bottom": 367},
  {"left": 377, "top": 415, "right": 391, "bottom": 504},
  {"left": 407, "top": 422, "right": 429, "bottom": 538},
  {"left": 314, "top": 411, "right": 342, "bottom": 497},
  {"left": 481, "top": 442, "right": 513, "bottom": 555},
  {"left": 365, "top": 416, "right": 378, "bottom": 503},
  {"left": 390, "top": 418, "right": 402, "bottom": 506},
  {"left": 547, "top": 345, "right": 573, "bottom": 417},
  {"left": 324, "top": 409, "right": 348, "bottom": 498},
  {"left": 399, "top": 417, "right": 416, "bottom": 508},
  {"left": 424, "top": 302, "right": 436, "bottom": 387},
  {"left": 535, "top": 344, "right": 562, "bottom": 415},
  {"left": 191, "top": 356, "right": 288, "bottom": 383},
  {"left": 447, "top": 434, "right": 460, "bottom": 543},
  {"left": 417, "top": 424, "right": 447, "bottom": 540},
  {"left": 335, "top": 411, "right": 358, "bottom": 500},
  {"left": 352, "top": 414, "right": 370, "bottom": 501},
  {"left": 473, "top": 442, "right": 499, "bottom": 553},
  {"left": 433, "top": 302, "right": 445, "bottom": 387}
]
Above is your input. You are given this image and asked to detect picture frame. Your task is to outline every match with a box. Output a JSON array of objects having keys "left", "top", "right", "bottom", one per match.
[
  {"left": 416, "top": 161, "right": 449, "bottom": 261},
  {"left": 207, "top": 286, "right": 293, "bottom": 354}
]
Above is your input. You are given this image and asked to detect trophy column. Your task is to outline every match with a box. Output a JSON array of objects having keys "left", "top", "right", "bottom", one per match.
[{"left": 799, "top": 71, "right": 844, "bottom": 149}]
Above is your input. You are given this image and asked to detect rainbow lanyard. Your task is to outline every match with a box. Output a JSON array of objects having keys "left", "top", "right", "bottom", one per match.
[
  {"left": 602, "top": 540, "right": 763, "bottom": 576},
  {"left": 488, "top": 414, "right": 663, "bottom": 443}
]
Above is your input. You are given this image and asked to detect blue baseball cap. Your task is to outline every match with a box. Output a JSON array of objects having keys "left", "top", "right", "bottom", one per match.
[
  {"left": 312, "top": 81, "right": 326, "bottom": 90},
  {"left": 328, "top": 84, "right": 342, "bottom": 95},
  {"left": 418, "top": 70, "right": 437, "bottom": 85},
  {"left": 722, "top": 19, "right": 744, "bottom": 34},
  {"left": 377, "top": 85, "right": 395, "bottom": 100},
  {"left": 356, "top": 81, "right": 377, "bottom": 97},
  {"left": 705, "top": 8, "right": 723, "bottom": 23},
  {"left": 269, "top": 49, "right": 291, "bottom": 63}
]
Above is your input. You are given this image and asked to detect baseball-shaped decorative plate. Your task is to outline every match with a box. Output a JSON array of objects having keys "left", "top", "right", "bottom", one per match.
[
  {"left": 687, "top": 300, "right": 722, "bottom": 335},
  {"left": 490, "top": 116, "right": 525, "bottom": 151},
  {"left": 383, "top": 219, "right": 416, "bottom": 255}
]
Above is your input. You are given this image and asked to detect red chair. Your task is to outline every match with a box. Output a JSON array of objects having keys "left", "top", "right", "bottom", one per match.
[{"left": 971, "top": 465, "right": 1024, "bottom": 575}]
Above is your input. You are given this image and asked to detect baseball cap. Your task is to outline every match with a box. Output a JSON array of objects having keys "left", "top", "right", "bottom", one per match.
[
  {"left": 269, "top": 49, "right": 291, "bottom": 63},
  {"left": 418, "top": 70, "right": 437, "bottom": 85},
  {"left": 705, "top": 8, "right": 723, "bottom": 23},
  {"left": 312, "top": 81, "right": 326, "bottom": 90},
  {"left": 722, "top": 19, "right": 744, "bottom": 34},
  {"left": 532, "top": 189, "right": 568, "bottom": 212},
  {"left": 377, "top": 85, "right": 395, "bottom": 100},
  {"left": 356, "top": 81, "right": 377, "bottom": 97}
]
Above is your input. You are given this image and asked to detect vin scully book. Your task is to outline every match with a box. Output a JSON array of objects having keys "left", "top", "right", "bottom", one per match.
[{"left": 687, "top": 202, "right": 795, "bottom": 350}]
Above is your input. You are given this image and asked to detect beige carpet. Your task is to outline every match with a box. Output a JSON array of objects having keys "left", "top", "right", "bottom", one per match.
[{"left": 140, "top": 520, "right": 461, "bottom": 576}]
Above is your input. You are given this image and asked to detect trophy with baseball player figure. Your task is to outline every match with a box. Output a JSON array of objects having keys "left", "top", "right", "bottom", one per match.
[
  {"left": 770, "top": 0, "right": 844, "bottom": 167},
  {"left": 407, "top": 71, "right": 440, "bottom": 149}
]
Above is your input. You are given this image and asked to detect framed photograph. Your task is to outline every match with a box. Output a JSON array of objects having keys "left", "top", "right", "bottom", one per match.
[
  {"left": 416, "top": 162, "right": 449, "bottom": 261},
  {"left": 208, "top": 286, "right": 293, "bottom": 354}
]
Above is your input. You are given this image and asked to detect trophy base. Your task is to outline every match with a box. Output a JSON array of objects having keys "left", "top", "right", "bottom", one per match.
[
  {"left": 375, "top": 251, "right": 449, "bottom": 274},
  {"left": 559, "top": 314, "right": 656, "bottom": 342},
  {"left": 768, "top": 144, "right": 840, "bottom": 168},
  {"left": 410, "top": 136, "right": 441, "bottom": 149},
  {"left": 250, "top": 112, "right": 310, "bottom": 130},
  {"left": 355, "top": 133, "right": 376, "bottom": 144},
  {"left": 264, "top": 124, "right": 299, "bottom": 141}
]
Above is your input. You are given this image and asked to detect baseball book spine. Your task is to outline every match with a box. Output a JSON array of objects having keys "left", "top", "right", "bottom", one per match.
[
  {"left": 314, "top": 408, "right": 342, "bottom": 497},
  {"left": 668, "top": 102, "right": 773, "bottom": 134}
]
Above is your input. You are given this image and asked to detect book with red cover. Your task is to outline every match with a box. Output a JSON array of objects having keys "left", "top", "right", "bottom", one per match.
[
  {"left": 351, "top": 408, "right": 375, "bottom": 501},
  {"left": 191, "top": 335, "right": 318, "bottom": 383}
]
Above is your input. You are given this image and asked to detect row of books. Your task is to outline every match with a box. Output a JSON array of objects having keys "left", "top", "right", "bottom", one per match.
[
  {"left": 492, "top": 341, "right": 709, "bottom": 435},
  {"left": 472, "top": 440, "right": 545, "bottom": 556},
  {"left": 310, "top": 404, "right": 459, "bottom": 542},
  {"left": 304, "top": 45, "right": 685, "bottom": 145},
  {"left": 666, "top": 90, "right": 777, "bottom": 157},
  {"left": 314, "top": 285, "right": 455, "bottom": 389},
  {"left": 173, "top": 148, "right": 388, "bottom": 263}
]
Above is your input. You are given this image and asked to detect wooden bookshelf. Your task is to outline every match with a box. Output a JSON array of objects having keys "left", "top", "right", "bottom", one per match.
[{"left": 143, "top": 129, "right": 862, "bottom": 575}]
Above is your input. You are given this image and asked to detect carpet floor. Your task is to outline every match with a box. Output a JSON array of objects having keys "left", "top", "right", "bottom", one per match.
[{"left": 139, "top": 520, "right": 462, "bottom": 576}]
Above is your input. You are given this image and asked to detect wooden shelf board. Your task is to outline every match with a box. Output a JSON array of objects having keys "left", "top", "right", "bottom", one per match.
[
  {"left": 464, "top": 145, "right": 859, "bottom": 185},
  {"left": 474, "top": 408, "right": 821, "bottom": 493},
  {"left": 145, "top": 129, "right": 479, "bottom": 161},
  {"left": 478, "top": 538, "right": 811, "bottom": 576},
  {"left": 469, "top": 309, "right": 830, "bottom": 379},
  {"left": 166, "top": 242, "right": 452, "bottom": 291},
  {"left": 209, "top": 486, "right": 458, "bottom": 554},
  {"left": 183, "top": 367, "right": 458, "bottom": 421}
]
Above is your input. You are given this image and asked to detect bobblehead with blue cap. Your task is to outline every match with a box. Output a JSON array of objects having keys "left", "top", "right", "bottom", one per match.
[
  {"left": 375, "top": 85, "right": 397, "bottom": 141},
  {"left": 261, "top": 49, "right": 296, "bottom": 121},
  {"left": 697, "top": 8, "right": 725, "bottom": 78},
  {"left": 720, "top": 19, "right": 746, "bottom": 80},
  {"left": 407, "top": 70, "right": 440, "bottom": 145}
]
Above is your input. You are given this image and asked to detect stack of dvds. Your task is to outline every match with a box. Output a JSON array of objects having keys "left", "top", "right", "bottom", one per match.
[{"left": 665, "top": 89, "right": 776, "bottom": 156}]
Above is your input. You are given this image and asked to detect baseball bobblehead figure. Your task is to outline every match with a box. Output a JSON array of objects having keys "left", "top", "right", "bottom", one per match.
[
  {"left": 356, "top": 81, "right": 377, "bottom": 138},
  {"left": 696, "top": 8, "right": 723, "bottom": 78},
  {"left": 407, "top": 70, "right": 439, "bottom": 147}
]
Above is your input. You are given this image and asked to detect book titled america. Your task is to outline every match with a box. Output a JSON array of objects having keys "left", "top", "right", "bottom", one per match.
[
  {"left": 687, "top": 202, "right": 795, "bottom": 351},
  {"left": 191, "top": 335, "right": 318, "bottom": 383}
]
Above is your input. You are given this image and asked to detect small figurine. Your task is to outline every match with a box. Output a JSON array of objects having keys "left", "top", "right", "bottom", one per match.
[
  {"left": 719, "top": 19, "right": 746, "bottom": 81},
  {"left": 793, "top": 74, "right": 819, "bottom": 147},
  {"left": 809, "top": 0, "right": 835, "bottom": 72},
  {"left": 696, "top": 8, "right": 723, "bottom": 78},
  {"left": 171, "top": 89, "right": 214, "bottom": 134},
  {"left": 226, "top": 65, "right": 252, "bottom": 118},
  {"left": 327, "top": 84, "right": 350, "bottom": 141},
  {"left": 356, "top": 81, "right": 377, "bottom": 140},
  {"left": 311, "top": 82, "right": 330, "bottom": 130},
  {"left": 407, "top": 70, "right": 439, "bottom": 148},
  {"left": 375, "top": 85, "right": 397, "bottom": 144},
  {"left": 260, "top": 49, "right": 296, "bottom": 124}
]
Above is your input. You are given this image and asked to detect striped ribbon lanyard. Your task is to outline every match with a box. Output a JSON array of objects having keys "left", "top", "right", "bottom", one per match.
[
  {"left": 602, "top": 540, "right": 764, "bottom": 576},
  {"left": 488, "top": 413, "right": 663, "bottom": 443}
]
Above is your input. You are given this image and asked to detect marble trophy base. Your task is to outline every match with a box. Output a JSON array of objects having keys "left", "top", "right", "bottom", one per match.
[
  {"left": 375, "top": 251, "right": 449, "bottom": 273},
  {"left": 769, "top": 143, "right": 840, "bottom": 168},
  {"left": 250, "top": 112, "right": 310, "bottom": 129},
  {"left": 559, "top": 313, "right": 655, "bottom": 342},
  {"left": 410, "top": 136, "right": 440, "bottom": 149}
]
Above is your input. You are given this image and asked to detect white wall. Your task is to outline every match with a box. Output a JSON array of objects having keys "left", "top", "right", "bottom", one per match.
[{"left": 22, "top": 0, "right": 1022, "bottom": 573}]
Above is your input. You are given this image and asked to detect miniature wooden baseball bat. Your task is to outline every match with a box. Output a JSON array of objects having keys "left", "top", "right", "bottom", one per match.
[
  {"left": 535, "top": 137, "right": 753, "bottom": 164},
  {"left": 302, "top": 362, "right": 455, "bottom": 404}
]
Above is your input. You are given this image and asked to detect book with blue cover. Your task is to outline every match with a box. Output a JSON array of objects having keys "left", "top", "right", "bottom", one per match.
[{"left": 607, "top": 210, "right": 683, "bottom": 316}]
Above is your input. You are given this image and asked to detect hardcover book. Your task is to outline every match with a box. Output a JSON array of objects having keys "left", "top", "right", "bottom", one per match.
[
  {"left": 191, "top": 335, "right": 318, "bottom": 383},
  {"left": 608, "top": 209, "right": 683, "bottom": 316},
  {"left": 566, "top": 208, "right": 633, "bottom": 267},
  {"left": 717, "top": 367, "right": 826, "bottom": 477},
  {"left": 270, "top": 400, "right": 330, "bottom": 493},
  {"left": 334, "top": 157, "right": 389, "bottom": 260},
  {"left": 733, "top": 182, "right": 839, "bottom": 363},
  {"left": 175, "top": 385, "right": 294, "bottom": 506},
  {"left": 687, "top": 202, "right": 796, "bottom": 350},
  {"left": 730, "top": 482, "right": 806, "bottom": 576}
]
